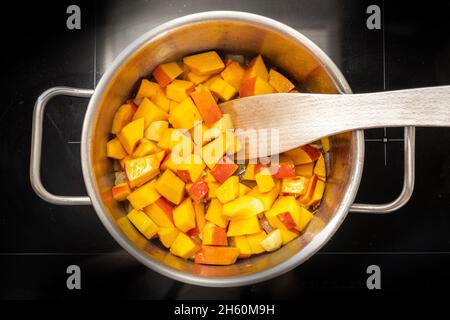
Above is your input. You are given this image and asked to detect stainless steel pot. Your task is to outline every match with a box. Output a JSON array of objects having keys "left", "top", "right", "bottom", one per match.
[{"left": 30, "top": 11, "right": 416, "bottom": 287}]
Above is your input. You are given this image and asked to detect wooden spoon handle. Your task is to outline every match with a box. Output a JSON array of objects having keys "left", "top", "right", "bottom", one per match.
[{"left": 220, "top": 85, "right": 450, "bottom": 158}]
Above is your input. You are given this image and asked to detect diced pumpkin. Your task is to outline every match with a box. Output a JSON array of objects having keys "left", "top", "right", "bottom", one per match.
[
  {"left": 204, "top": 198, "right": 228, "bottom": 228},
  {"left": 168, "top": 97, "right": 202, "bottom": 130},
  {"left": 243, "top": 55, "right": 269, "bottom": 82},
  {"left": 280, "top": 176, "right": 309, "bottom": 195},
  {"left": 232, "top": 236, "right": 252, "bottom": 255},
  {"left": 158, "top": 227, "right": 180, "bottom": 248},
  {"left": 268, "top": 69, "right": 295, "bottom": 93},
  {"left": 170, "top": 232, "right": 200, "bottom": 259},
  {"left": 190, "top": 85, "right": 223, "bottom": 126},
  {"left": 187, "top": 71, "right": 210, "bottom": 85},
  {"left": 127, "top": 179, "right": 161, "bottom": 209},
  {"left": 295, "top": 163, "right": 314, "bottom": 177},
  {"left": 209, "top": 157, "right": 238, "bottom": 183},
  {"left": 124, "top": 154, "right": 161, "bottom": 188},
  {"left": 260, "top": 229, "right": 282, "bottom": 252},
  {"left": 189, "top": 177, "right": 209, "bottom": 203},
  {"left": 132, "top": 139, "right": 157, "bottom": 158},
  {"left": 183, "top": 51, "right": 225, "bottom": 76},
  {"left": 271, "top": 155, "right": 296, "bottom": 179},
  {"left": 117, "top": 118, "right": 144, "bottom": 154},
  {"left": 107, "top": 137, "right": 127, "bottom": 159},
  {"left": 207, "top": 182, "right": 220, "bottom": 199},
  {"left": 144, "top": 120, "right": 169, "bottom": 142},
  {"left": 194, "top": 202, "right": 206, "bottom": 232},
  {"left": 155, "top": 169, "right": 185, "bottom": 205},
  {"left": 255, "top": 167, "right": 275, "bottom": 193},
  {"left": 151, "top": 89, "right": 171, "bottom": 112},
  {"left": 314, "top": 154, "right": 326, "bottom": 180},
  {"left": 240, "top": 76, "right": 275, "bottom": 97},
  {"left": 284, "top": 145, "right": 321, "bottom": 164},
  {"left": 202, "top": 222, "right": 228, "bottom": 246},
  {"left": 203, "top": 169, "right": 216, "bottom": 182},
  {"left": 166, "top": 80, "right": 195, "bottom": 102},
  {"left": 296, "top": 207, "right": 314, "bottom": 232},
  {"left": 247, "top": 180, "right": 280, "bottom": 211},
  {"left": 117, "top": 216, "right": 143, "bottom": 243},
  {"left": 157, "top": 128, "right": 192, "bottom": 151},
  {"left": 169, "top": 100, "right": 179, "bottom": 112},
  {"left": 132, "top": 98, "right": 168, "bottom": 129},
  {"left": 195, "top": 246, "right": 239, "bottom": 265},
  {"left": 227, "top": 215, "right": 260, "bottom": 237},
  {"left": 135, "top": 79, "right": 160, "bottom": 100},
  {"left": 111, "top": 182, "right": 131, "bottom": 201},
  {"left": 176, "top": 154, "right": 205, "bottom": 183},
  {"left": 203, "top": 75, "right": 222, "bottom": 89},
  {"left": 143, "top": 201, "right": 174, "bottom": 228},
  {"left": 238, "top": 183, "right": 251, "bottom": 197},
  {"left": 221, "top": 61, "right": 245, "bottom": 90},
  {"left": 299, "top": 176, "right": 325, "bottom": 207},
  {"left": 215, "top": 176, "right": 239, "bottom": 204},
  {"left": 265, "top": 196, "right": 306, "bottom": 232},
  {"left": 173, "top": 198, "right": 196, "bottom": 232},
  {"left": 321, "top": 137, "right": 331, "bottom": 152},
  {"left": 127, "top": 209, "right": 159, "bottom": 239},
  {"left": 279, "top": 228, "right": 300, "bottom": 245},
  {"left": 204, "top": 114, "right": 234, "bottom": 141},
  {"left": 243, "top": 163, "right": 256, "bottom": 180},
  {"left": 152, "top": 62, "right": 183, "bottom": 88},
  {"left": 209, "top": 78, "right": 237, "bottom": 101},
  {"left": 246, "top": 230, "right": 267, "bottom": 254},
  {"left": 111, "top": 103, "right": 136, "bottom": 134},
  {"left": 222, "top": 195, "right": 264, "bottom": 220}
]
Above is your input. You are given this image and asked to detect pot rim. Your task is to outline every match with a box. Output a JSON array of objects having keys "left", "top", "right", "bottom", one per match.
[{"left": 81, "top": 11, "right": 365, "bottom": 287}]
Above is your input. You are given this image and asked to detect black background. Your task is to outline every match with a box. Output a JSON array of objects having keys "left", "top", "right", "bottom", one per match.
[{"left": 0, "top": 0, "right": 450, "bottom": 299}]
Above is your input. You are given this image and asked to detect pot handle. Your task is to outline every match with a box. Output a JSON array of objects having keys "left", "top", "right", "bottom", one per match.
[
  {"left": 350, "top": 126, "right": 415, "bottom": 213},
  {"left": 30, "top": 86, "right": 94, "bottom": 205}
]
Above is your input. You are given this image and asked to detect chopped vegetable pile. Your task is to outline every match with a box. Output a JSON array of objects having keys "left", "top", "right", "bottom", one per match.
[{"left": 107, "top": 51, "right": 329, "bottom": 265}]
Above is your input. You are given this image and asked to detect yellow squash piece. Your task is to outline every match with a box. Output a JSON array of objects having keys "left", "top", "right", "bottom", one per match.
[
  {"left": 227, "top": 215, "right": 260, "bottom": 237},
  {"left": 207, "top": 182, "right": 220, "bottom": 199},
  {"left": 144, "top": 120, "right": 169, "bottom": 142},
  {"left": 117, "top": 118, "right": 144, "bottom": 155},
  {"left": 244, "top": 55, "right": 269, "bottom": 82},
  {"left": 166, "top": 80, "right": 195, "bottom": 102},
  {"left": 222, "top": 195, "right": 264, "bottom": 220},
  {"left": 194, "top": 202, "right": 206, "bottom": 232},
  {"left": 111, "top": 103, "right": 136, "bottom": 134},
  {"left": 215, "top": 176, "right": 239, "bottom": 204},
  {"left": 221, "top": 62, "right": 245, "bottom": 90},
  {"left": 246, "top": 231, "right": 267, "bottom": 254},
  {"left": 268, "top": 69, "right": 295, "bottom": 93},
  {"left": 157, "top": 128, "right": 193, "bottom": 152},
  {"left": 265, "top": 196, "right": 308, "bottom": 232},
  {"left": 204, "top": 114, "right": 234, "bottom": 141},
  {"left": 255, "top": 167, "right": 275, "bottom": 193},
  {"left": 187, "top": 71, "right": 210, "bottom": 85},
  {"left": 143, "top": 202, "right": 174, "bottom": 228},
  {"left": 151, "top": 89, "right": 171, "bottom": 112},
  {"left": 155, "top": 169, "right": 186, "bottom": 205},
  {"left": 209, "top": 78, "right": 237, "bottom": 101},
  {"left": 127, "top": 209, "right": 159, "bottom": 239},
  {"left": 170, "top": 232, "right": 200, "bottom": 259},
  {"left": 132, "top": 139, "right": 157, "bottom": 158},
  {"left": 132, "top": 98, "right": 168, "bottom": 129},
  {"left": 152, "top": 62, "right": 183, "bottom": 88},
  {"left": 168, "top": 97, "right": 203, "bottom": 130},
  {"left": 177, "top": 154, "right": 206, "bottom": 183},
  {"left": 204, "top": 198, "right": 228, "bottom": 228},
  {"left": 124, "top": 153, "right": 161, "bottom": 188},
  {"left": 247, "top": 180, "right": 280, "bottom": 211},
  {"left": 127, "top": 179, "right": 161, "bottom": 209},
  {"left": 238, "top": 183, "right": 251, "bottom": 197},
  {"left": 158, "top": 227, "right": 179, "bottom": 248},
  {"left": 173, "top": 198, "right": 196, "bottom": 232},
  {"left": 243, "top": 163, "right": 256, "bottom": 180},
  {"left": 295, "top": 163, "right": 314, "bottom": 177},
  {"left": 233, "top": 236, "right": 252, "bottom": 255},
  {"left": 135, "top": 79, "right": 160, "bottom": 100},
  {"left": 106, "top": 138, "right": 127, "bottom": 159},
  {"left": 183, "top": 51, "right": 225, "bottom": 76},
  {"left": 279, "top": 228, "right": 300, "bottom": 245}
]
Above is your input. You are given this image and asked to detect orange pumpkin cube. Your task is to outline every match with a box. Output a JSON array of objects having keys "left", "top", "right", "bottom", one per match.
[
  {"left": 158, "top": 227, "right": 180, "bottom": 248},
  {"left": 135, "top": 79, "right": 161, "bottom": 100},
  {"left": 111, "top": 103, "right": 137, "bottom": 134},
  {"left": 227, "top": 215, "right": 260, "bottom": 237},
  {"left": 173, "top": 198, "right": 196, "bottom": 232},
  {"left": 155, "top": 169, "right": 186, "bottom": 205},
  {"left": 205, "top": 198, "right": 228, "bottom": 228},
  {"left": 124, "top": 153, "right": 161, "bottom": 188},
  {"left": 111, "top": 182, "right": 131, "bottom": 201},
  {"left": 195, "top": 246, "right": 240, "bottom": 265},
  {"left": 221, "top": 61, "right": 245, "bottom": 90},
  {"left": 132, "top": 98, "right": 168, "bottom": 129},
  {"left": 240, "top": 76, "right": 275, "bottom": 97},
  {"left": 117, "top": 118, "right": 144, "bottom": 155},
  {"left": 243, "top": 55, "right": 269, "bottom": 82},
  {"left": 106, "top": 138, "right": 127, "bottom": 159},
  {"left": 170, "top": 232, "right": 200, "bottom": 259},
  {"left": 127, "top": 209, "right": 159, "bottom": 239},
  {"left": 284, "top": 145, "right": 321, "bottom": 165},
  {"left": 152, "top": 62, "right": 183, "bottom": 88},
  {"left": 314, "top": 154, "right": 326, "bottom": 180},
  {"left": 166, "top": 80, "right": 195, "bottom": 102},
  {"left": 127, "top": 179, "right": 161, "bottom": 209},
  {"left": 183, "top": 51, "right": 225, "bottom": 76},
  {"left": 268, "top": 69, "right": 295, "bottom": 93},
  {"left": 201, "top": 222, "right": 228, "bottom": 246},
  {"left": 190, "top": 85, "right": 223, "bottom": 127}
]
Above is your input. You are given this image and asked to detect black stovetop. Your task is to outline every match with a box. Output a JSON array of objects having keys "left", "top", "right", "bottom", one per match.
[{"left": 1, "top": 0, "right": 450, "bottom": 299}]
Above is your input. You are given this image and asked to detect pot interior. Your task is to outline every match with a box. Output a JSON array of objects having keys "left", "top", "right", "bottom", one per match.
[{"left": 88, "top": 16, "right": 358, "bottom": 282}]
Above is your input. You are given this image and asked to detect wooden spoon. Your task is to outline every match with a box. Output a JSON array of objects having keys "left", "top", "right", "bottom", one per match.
[{"left": 220, "top": 86, "right": 450, "bottom": 159}]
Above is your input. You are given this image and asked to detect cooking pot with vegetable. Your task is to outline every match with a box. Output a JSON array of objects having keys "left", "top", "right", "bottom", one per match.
[{"left": 30, "top": 11, "right": 415, "bottom": 286}]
